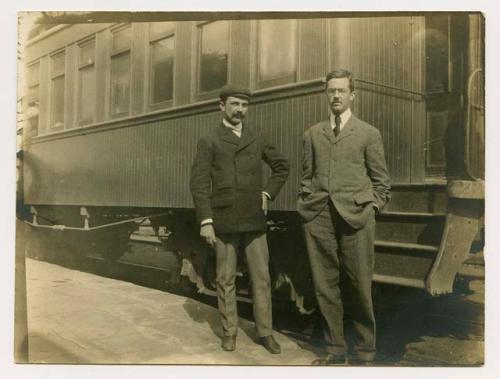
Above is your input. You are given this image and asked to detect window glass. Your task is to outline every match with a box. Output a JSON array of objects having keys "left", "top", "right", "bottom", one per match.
[
  {"left": 426, "top": 112, "right": 447, "bottom": 169},
  {"left": 79, "top": 41, "right": 95, "bottom": 66},
  {"left": 149, "top": 22, "right": 175, "bottom": 39},
  {"left": 78, "top": 40, "right": 96, "bottom": 124},
  {"left": 199, "top": 21, "right": 229, "bottom": 93},
  {"left": 112, "top": 26, "right": 131, "bottom": 52},
  {"left": 27, "top": 62, "right": 40, "bottom": 87},
  {"left": 151, "top": 36, "right": 174, "bottom": 104},
  {"left": 51, "top": 52, "right": 65, "bottom": 76},
  {"left": 110, "top": 53, "right": 131, "bottom": 116},
  {"left": 258, "top": 20, "right": 296, "bottom": 82},
  {"left": 26, "top": 62, "right": 40, "bottom": 135},
  {"left": 51, "top": 76, "right": 65, "bottom": 129},
  {"left": 50, "top": 52, "right": 65, "bottom": 129},
  {"left": 79, "top": 66, "right": 96, "bottom": 123}
]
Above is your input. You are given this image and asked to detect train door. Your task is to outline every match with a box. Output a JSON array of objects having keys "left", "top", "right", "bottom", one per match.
[{"left": 424, "top": 14, "right": 469, "bottom": 180}]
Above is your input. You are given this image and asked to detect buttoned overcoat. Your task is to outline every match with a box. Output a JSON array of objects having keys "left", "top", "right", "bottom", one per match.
[{"left": 190, "top": 123, "right": 289, "bottom": 234}]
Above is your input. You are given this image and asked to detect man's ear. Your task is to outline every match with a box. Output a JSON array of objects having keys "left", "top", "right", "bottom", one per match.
[
  {"left": 219, "top": 100, "right": 225, "bottom": 112},
  {"left": 350, "top": 91, "right": 356, "bottom": 102}
]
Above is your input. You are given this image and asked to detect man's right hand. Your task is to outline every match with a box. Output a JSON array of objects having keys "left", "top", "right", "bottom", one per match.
[{"left": 200, "top": 224, "right": 217, "bottom": 247}]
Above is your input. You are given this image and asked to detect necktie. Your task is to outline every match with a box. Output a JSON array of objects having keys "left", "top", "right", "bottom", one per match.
[{"left": 334, "top": 115, "right": 341, "bottom": 137}]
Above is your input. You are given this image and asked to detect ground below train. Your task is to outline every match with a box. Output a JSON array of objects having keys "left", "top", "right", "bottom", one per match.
[{"left": 23, "top": 239, "right": 484, "bottom": 366}]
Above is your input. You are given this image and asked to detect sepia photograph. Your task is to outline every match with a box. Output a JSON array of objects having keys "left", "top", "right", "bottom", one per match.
[{"left": 12, "top": 8, "right": 487, "bottom": 370}]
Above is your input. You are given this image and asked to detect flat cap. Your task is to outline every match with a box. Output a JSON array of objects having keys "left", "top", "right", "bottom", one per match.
[{"left": 219, "top": 84, "right": 252, "bottom": 101}]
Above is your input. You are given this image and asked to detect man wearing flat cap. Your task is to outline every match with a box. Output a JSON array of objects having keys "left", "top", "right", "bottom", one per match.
[{"left": 190, "top": 84, "right": 290, "bottom": 353}]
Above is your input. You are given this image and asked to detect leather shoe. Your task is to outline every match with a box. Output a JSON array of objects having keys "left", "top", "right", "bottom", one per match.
[
  {"left": 221, "top": 335, "right": 236, "bottom": 351},
  {"left": 260, "top": 335, "right": 281, "bottom": 354},
  {"left": 312, "top": 354, "right": 347, "bottom": 366}
]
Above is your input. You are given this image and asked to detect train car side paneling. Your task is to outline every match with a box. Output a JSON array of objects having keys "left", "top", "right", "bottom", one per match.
[
  {"left": 25, "top": 16, "right": 434, "bottom": 211},
  {"left": 330, "top": 16, "right": 426, "bottom": 183}
]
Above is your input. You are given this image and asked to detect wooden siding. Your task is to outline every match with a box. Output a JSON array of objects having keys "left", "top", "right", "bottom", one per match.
[
  {"left": 131, "top": 23, "right": 147, "bottom": 115},
  {"left": 26, "top": 86, "right": 422, "bottom": 210},
  {"left": 329, "top": 16, "right": 426, "bottom": 183},
  {"left": 230, "top": 20, "right": 251, "bottom": 87},
  {"left": 24, "top": 15, "right": 465, "bottom": 211},
  {"left": 174, "top": 22, "right": 193, "bottom": 106}
]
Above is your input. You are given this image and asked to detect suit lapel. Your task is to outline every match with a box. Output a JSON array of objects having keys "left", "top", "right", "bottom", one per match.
[
  {"left": 321, "top": 121, "right": 334, "bottom": 143},
  {"left": 334, "top": 115, "right": 358, "bottom": 144},
  {"left": 217, "top": 123, "right": 240, "bottom": 146},
  {"left": 237, "top": 125, "right": 257, "bottom": 152}
]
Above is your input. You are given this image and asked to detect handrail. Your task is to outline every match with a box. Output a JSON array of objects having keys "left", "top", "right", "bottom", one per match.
[
  {"left": 464, "top": 68, "right": 484, "bottom": 181},
  {"left": 24, "top": 212, "right": 169, "bottom": 232}
]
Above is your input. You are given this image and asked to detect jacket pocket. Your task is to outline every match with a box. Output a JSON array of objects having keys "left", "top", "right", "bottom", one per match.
[
  {"left": 211, "top": 188, "right": 233, "bottom": 208},
  {"left": 353, "top": 191, "right": 376, "bottom": 205},
  {"left": 211, "top": 195, "right": 233, "bottom": 208}
]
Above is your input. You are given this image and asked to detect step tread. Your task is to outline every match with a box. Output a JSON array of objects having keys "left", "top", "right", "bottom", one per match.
[
  {"left": 375, "top": 240, "right": 439, "bottom": 252},
  {"left": 458, "top": 264, "right": 485, "bottom": 279},
  {"left": 130, "top": 234, "right": 162, "bottom": 244},
  {"left": 373, "top": 274, "right": 426, "bottom": 288},
  {"left": 380, "top": 211, "right": 447, "bottom": 218}
]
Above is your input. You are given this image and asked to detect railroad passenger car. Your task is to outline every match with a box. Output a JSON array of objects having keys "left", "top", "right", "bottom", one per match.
[{"left": 19, "top": 12, "right": 485, "bottom": 311}]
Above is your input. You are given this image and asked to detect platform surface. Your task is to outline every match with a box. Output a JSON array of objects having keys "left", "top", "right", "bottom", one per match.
[{"left": 25, "top": 258, "right": 319, "bottom": 365}]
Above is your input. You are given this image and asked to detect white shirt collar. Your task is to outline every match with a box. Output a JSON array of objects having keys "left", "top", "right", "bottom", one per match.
[
  {"left": 330, "top": 108, "right": 352, "bottom": 131},
  {"left": 222, "top": 118, "right": 242, "bottom": 137}
]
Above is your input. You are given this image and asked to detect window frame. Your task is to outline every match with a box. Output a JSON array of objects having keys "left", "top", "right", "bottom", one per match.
[
  {"left": 25, "top": 59, "right": 41, "bottom": 136},
  {"left": 109, "top": 23, "right": 132, "bottom": 118},
  {"left": 255, "top": 19, "right": 298, "bottom": 89},
  {"left": 48, "top": 49, "right": 66, "bottom": 131},
  {"left": 147, "top": 22, "right": 176, "bottom": 111},
  {"left": 76, "top": 37, "right": 97, "bottom": 126},
  {"left": 195, "top": 20, "right": 231, "bottom": 101},
  {"left": 26, "top": 60, "right": 40, "bottom": 107}
]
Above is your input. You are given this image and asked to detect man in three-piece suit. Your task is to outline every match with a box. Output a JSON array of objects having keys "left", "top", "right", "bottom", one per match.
[
  {"left": 190, "top": 84, "right": 289, "bottom": 353},
  {"left": 297, "top": 69, "right": 391, "bottom": 365}
]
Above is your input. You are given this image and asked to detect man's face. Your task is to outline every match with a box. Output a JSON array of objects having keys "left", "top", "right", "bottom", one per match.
[
  {"left": 220, "top": 96, "right": 249, "bottom": 125},
  {"left": 326, "top": 77, "right": 355, "bottom": 115}
]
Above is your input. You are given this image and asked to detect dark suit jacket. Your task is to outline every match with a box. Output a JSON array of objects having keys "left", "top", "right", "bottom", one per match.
[
  {"left": 297, "top": 115, "right": 391, "bottom": 229},
  {"left": 190, "top": 123, "right": 289, "bottom": 234}
]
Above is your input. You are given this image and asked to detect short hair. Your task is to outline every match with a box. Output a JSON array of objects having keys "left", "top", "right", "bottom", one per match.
[{"left": 325, "top": 69, "right": 355, "bottom": 92}]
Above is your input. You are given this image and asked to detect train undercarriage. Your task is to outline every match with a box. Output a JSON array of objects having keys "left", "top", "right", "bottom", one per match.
[{"left": 23, "top": 180, "right": 484, "bottom": 314}]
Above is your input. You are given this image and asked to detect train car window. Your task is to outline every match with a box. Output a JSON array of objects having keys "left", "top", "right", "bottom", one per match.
[
  {"left": 77, "top": 39, "right": 96, "bottom": 125},
  {"left": 198, "top": 21, "right": 229, "bottom": 93},
  {"left": 257, "top": 20, "right": 297, "bottom": 88},
  {"left": 49, "top": 51, "right": 65, "bottom": 130},
  {"left": 150, "top": 37, "right": 174, "bottom": 104},
  {"left": 426, "top": 111, "right": 447, "bottom": 169},
  {"left": 426, "top": 15, "right": 450, "bottom": 93},
  {"left": 26, "top": 61, "right": 40, "bottom": 136},
  {"left": 112, "top": 25, "right": 132, "bottom": 52},
  {"left": 110, "top": 26, "right": 132, "bottom": 117},
  {"left": 149, "top": 21, "right": 175, "bottom": 40},
  {"left": 149, "top": 23, "right": 175, "bottom": 107}
]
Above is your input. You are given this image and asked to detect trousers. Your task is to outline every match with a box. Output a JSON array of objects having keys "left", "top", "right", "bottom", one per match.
[
  {"left": 214, "top": 231, "right": 273, "bottom": 337},
  {"left": 303, "top": 200, "right": 376, "bottom": 361}
]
